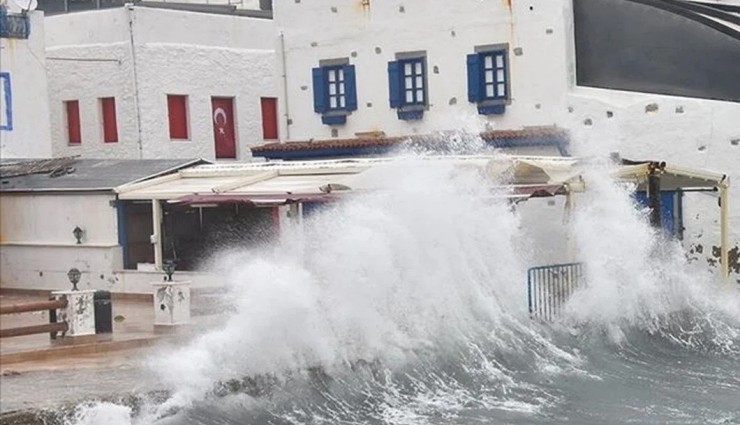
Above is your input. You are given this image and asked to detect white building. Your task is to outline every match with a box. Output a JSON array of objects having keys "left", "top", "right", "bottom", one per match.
[
  {"left": 34, "top": 0, "right": 272, "bottom": 16},
  {"left": 45, "top": 3, "right": 279, "bottom": 161},
  {"left": 0, "top": 158, "right": 211, "bottom": 293},
  {"left": 0, "top": 8, "right": 53, "bottom": 158},
  {"left": 269, "top": 0, "right": 740, "bottom": 279}
]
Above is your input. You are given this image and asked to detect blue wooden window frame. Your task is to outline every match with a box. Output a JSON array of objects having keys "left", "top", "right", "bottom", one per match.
[
  {"left": 468, "top": 50, "right": 508, "bottom": 102},
  {"left": 0, "top": 9, "right": 30, "bottom": 40},
  {"left": 312, "top": 63, "right": 357, "bottom": 125},
  {"left": 467, "top": 49, "right": 508, "bottom": 115},
  {"left": 480, "top": 51, "right": 507, "bottom": 100},
  {"left": 399, "top": 58, "right": 426, "bottom": 107},
  {"left": 325, "top": 66, "right": 346, "bottom": 111},
  {"left": 0, "top": 72, "right": 12, "bottom": 131}
]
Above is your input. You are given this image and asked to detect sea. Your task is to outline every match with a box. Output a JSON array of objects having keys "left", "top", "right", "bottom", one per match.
[{"left": 60, "top": 153, "right": 740, "bottom": 425}]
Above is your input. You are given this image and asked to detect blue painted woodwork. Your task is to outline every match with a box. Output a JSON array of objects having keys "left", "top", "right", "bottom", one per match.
[
  {"left": 0, "top": 72, "right": 11, "bottom": 131},
  {"left": 388, "top": 61, "right": 401, "bottom": 108},
  {"left": 634, "top": 191, "right": 677, "bottom": 236}
]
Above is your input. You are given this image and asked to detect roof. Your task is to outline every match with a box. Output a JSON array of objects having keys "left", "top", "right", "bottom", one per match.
[
  {"left": 0, "top": 158, "right": 208, "bottom": 193},
  {"left": 250, "top": 127, "right": 570, "bottom": 160},
  {"left": 116, "top": 155, "right": 578, "bottom": 202},
  {"left": 614, "top": 160, "right": 729, "bottom": 190},
  {"left": 114, "top": 155, "right": 730, "bottom": 204},
  {"left": 135, "top": 1, "right": 273, "bottom": 19}
]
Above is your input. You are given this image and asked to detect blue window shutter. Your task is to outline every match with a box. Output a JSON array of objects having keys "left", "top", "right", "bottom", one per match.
[
  {"left": 312, "top": 67, "right": 327, "bottom": 113},
  {"left": 344, "top": 64, "right": 357, "bottom": 111},
  {"left": 388, "top": 61, "right": 401, "bottom": 108},
  {"left": 467, "top": 53, "right": 481, "bottom": 103}
]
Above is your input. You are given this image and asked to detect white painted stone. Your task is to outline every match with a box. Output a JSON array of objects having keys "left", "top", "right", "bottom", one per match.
[
  {"left": 52, "top": 290, "right": 96, "bottom": 337},
  {"left": 0, "top": 11, "right": 53, "bottom": 158},
  {"left": 152, "top": 281, "right": 191, "bottom": 326},
  {"left": 274, "top": 0, "right": 574, "bottom": 141},
  {"left": 275, "top": 0, "right": 740, "bottom": 279},
  {"left": 45, "top": 6, "right": 278, "bottom": 161},
  {"left": 0, "top": 192, "right": 124, "bottom": 291}
]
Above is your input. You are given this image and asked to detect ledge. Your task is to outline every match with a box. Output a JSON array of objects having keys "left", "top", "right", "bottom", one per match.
[{"left": 0, "top": 242, "right": 120, "bottom": 248}]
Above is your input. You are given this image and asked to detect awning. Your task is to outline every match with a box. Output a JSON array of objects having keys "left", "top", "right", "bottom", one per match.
[
  {"left": 492, "top": 184, "right": 569, "bottom": 200},
  {"left": 170, "top": 192, "right": 339, "bottom": 207},
  {"left": 613, "top": 161, "right": 728, "bottom": 190}
]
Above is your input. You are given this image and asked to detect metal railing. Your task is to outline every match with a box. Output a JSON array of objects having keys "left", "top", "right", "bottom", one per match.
[
  {"left": 527, "top": 262, "right": 583, "bottom": 321},
  {"left": 0, "top": 10, "right": 30, "bottom": 39}
]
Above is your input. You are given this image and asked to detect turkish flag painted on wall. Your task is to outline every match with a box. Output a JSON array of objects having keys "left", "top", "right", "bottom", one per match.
[{"left": 211, "top": 97, "right": 236, "bottom": 159}]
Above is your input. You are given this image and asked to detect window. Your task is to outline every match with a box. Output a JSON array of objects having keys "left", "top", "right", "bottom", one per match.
[
  {"left": 467, "top": 48, "right": 509, "bottom": 115},
  {"left": 401, "top": 59, "right": 425, "bottom": 106},
  {"left": 326, "top": 67, "right": 346, "bottom": 111},
  {"left": 260, "top": 97, "right": 278, "bottom": 140},
  {"left": 167, "top": 95, "right": 189, "bottom": 140},
  {"left": 0, "top": 72, "right": 12, "bottom": 131},
  {"left": 100, "top": 97, "right": 118, "bottom": 143},
  {"left": 65, "top": 100, "right": 81, "bottom": 145},
  {"left": 312, "top": 62, "right": 357, "bottom": 126},
  {"left": 0, "top": 10, "right": 30, "bottom": 39},
  {"left": 388, "top": 55, "right": 427, "bottom": 120}
]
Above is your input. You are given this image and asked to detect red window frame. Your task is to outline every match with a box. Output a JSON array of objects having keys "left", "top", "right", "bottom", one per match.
[
  {"left": 65, "top": 100, "right": 81, "bottom": 145},
  {"left": 260, "top": 97, "right": 278, "bottom": 140},
  {"left": 167, "top": 95, "right": 189, "bottom": 140},
  {"left": 100, "top": 97, "right": 118, "bottom": 143}
]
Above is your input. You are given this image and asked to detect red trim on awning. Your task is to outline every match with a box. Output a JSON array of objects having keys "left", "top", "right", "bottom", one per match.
[{"left": 505, "top": 184, "right": 567, "bottom": 197}]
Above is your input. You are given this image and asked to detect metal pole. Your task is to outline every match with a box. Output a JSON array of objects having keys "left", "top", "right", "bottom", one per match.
[
  {"left": 719, "top": 183, "right": 729, "bottom": 283},
  {"left": 648, "top": 172, "right": 662, "bottom": 229},
  {"left": 152, "top": 199, "right": 163, "bottom": 271},
  {"left": 565, "top": 189, "right": 576, "bottom": 261},
  {"left": 676, "top": 188, "right": 684, "bottom": 240}
]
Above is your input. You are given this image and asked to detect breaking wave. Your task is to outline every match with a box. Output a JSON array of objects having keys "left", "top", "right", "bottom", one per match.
[{"left": 63, "top": 152, "right": 740, "bottom": 425}]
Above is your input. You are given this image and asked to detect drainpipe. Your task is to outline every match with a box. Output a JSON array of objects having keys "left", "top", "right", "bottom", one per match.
[
  {"left": 279, "top": 31, "right": 290, "bottom": 141},
  {"left": 719, "top": 177, "right": 730, "bottom": 283},
  {"left": 127, "top": 5, "right": 145, "bottom": 159}
]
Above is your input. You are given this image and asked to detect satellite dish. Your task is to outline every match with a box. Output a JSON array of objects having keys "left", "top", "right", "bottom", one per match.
[{"left": 6, "top": 0, "right": 38, "bottom": 13}]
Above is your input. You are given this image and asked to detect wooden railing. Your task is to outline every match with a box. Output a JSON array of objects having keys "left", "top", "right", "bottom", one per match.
[{"left": 0, "top": 298, "right": 68, "bottom": 338}]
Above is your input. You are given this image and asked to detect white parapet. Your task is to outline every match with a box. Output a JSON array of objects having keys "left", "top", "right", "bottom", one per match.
[
  {"left": 52, "top": 290, "right": 96, "bottom": 337},
  {"left": 152, "top": 281, "right": 191, "bottom": 326}
]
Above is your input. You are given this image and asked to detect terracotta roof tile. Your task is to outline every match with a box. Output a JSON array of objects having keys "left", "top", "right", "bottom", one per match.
[{"left": 250, "top": 127, "right": 568, "bottom": 155}]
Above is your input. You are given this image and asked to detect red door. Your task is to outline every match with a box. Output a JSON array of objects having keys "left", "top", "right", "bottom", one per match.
[
  {"left": 211, "top": 97, "right": 236, "bottom": 159},
  {"left": 260, "top": 97, "right": 278, "bottom": 140}
]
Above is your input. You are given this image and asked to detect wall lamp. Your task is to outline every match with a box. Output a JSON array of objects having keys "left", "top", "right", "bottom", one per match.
[
  {"left": 67, "top": 267, "right": 81, "bottom": 291},
  {"left": 163, "top": 260, "right": 176, "bottom": 282},
  {"left": 73, "top": 226, "right": 84, "bottom": 244}
]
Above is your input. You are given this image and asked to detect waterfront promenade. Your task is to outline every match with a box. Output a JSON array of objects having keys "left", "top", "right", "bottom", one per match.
[{"left": 0, "top": 290, "right": 222, "bottom": 416}]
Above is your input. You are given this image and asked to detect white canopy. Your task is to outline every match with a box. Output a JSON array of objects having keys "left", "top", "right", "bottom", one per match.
[{"left": 114, "top": 155, "right": 730, "bottom": 281}]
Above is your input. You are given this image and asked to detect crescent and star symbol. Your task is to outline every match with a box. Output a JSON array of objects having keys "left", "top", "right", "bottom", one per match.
[{"left": 213, "top": 108, "right": 228, "bottom": 135}]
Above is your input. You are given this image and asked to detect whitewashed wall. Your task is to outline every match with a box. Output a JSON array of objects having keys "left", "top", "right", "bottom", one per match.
[
  {"left": 275, "top": 0, "right": 740, "bottom": 279},
  {"left": 566, "top": 88, "right": 740, "bottom": 278},
  {"left": 0, "top": 192, "right": 229, "bottom": 293},
  {"left": 46, "top": 6, "right": 278, "bottom": 161},
  {"left": 0, "top": 11, "right": 53, "bottom": 158},
  {"left": 274, "top": 0, "right": 573, "bottom": 141},
  {"left": 0, "top": 193, "right": 122, "bottom": 291},
  {"left": 133, "top": 7, "right": 277, "bottom": 160}
]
